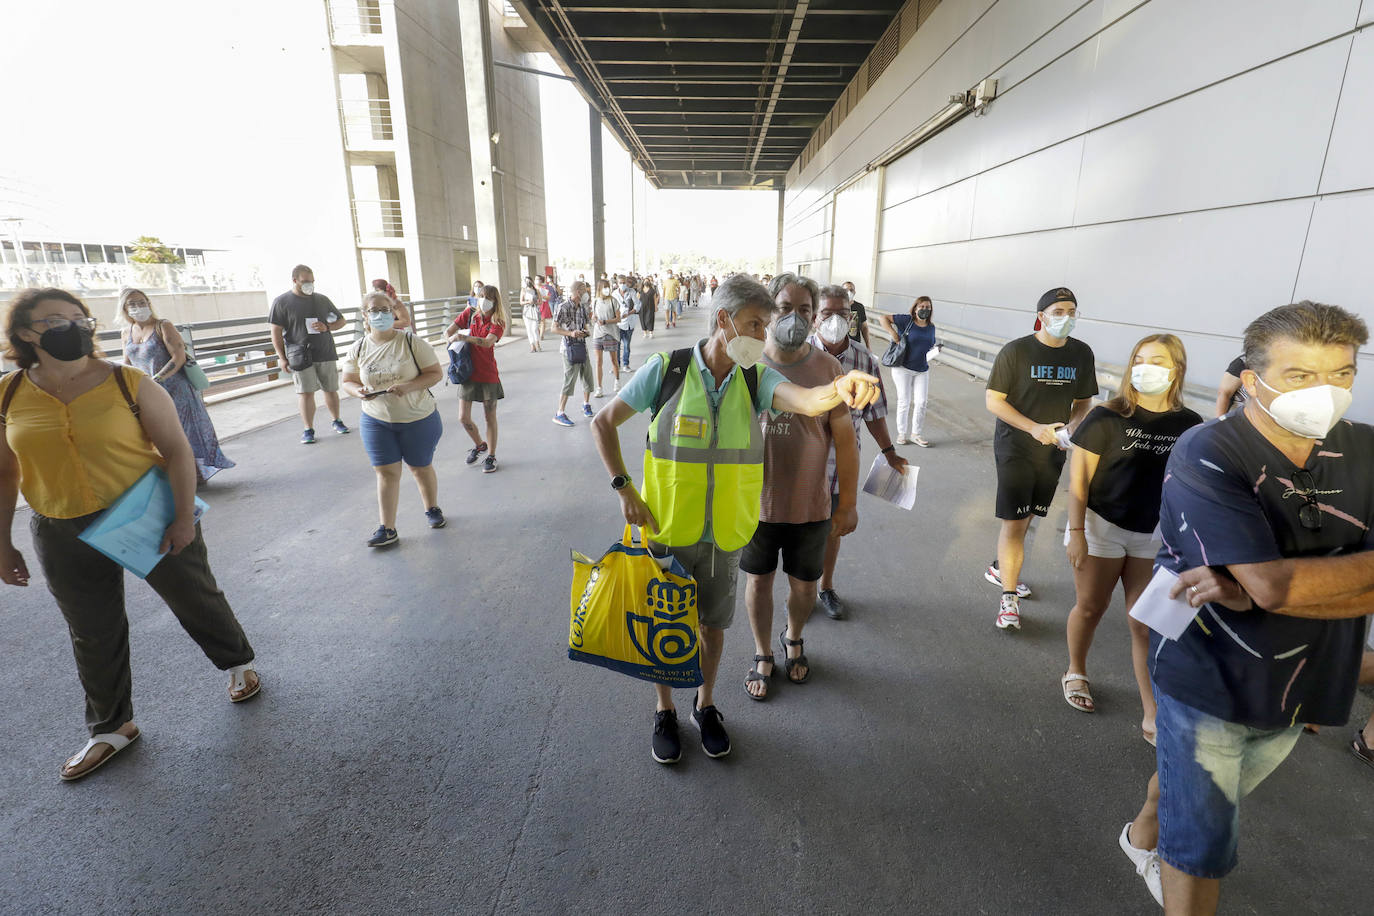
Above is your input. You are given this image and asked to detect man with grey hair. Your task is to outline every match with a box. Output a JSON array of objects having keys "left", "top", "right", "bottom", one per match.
[
  {"left": 741, "top": 272, "right": 861, "bottom": 697},
  {"left": 1118, "top": 301, "right": 1374, "bottom": 913},
  {"left": 591, "top": 273, "right": 881, "bottom": 764},
  {"left": 809, "top": 283, "right": 906, "bottom": 620}
]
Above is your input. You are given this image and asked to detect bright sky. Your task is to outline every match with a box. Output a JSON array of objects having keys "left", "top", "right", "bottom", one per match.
[
  {"left": 537, "top": 58, "right": 780, "bottom": 273},
  {"left": 1, "top": 5, "right": 780, "bottom": 274}
]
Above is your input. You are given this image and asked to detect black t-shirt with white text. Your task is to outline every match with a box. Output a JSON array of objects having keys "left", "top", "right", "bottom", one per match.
[
  {"left": 1072, "top": 404, "right": 1204, "bottom": 533},
  {"left": 987, "top": 334, "right": 1098, "bottom": 452}
]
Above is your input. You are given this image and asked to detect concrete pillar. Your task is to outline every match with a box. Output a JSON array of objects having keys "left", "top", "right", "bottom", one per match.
[
  {"left": 775, "top": 188, "right": 785, "bottom": 274},
  {"left": 589, "top": 104, "right": 606, "bottom": 282},
  {"left": 458, "top": 0, "right": 511, "bottom": 298}
]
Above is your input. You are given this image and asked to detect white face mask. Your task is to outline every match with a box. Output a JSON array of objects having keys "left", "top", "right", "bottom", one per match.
[
  {"left": 724, "top": 312, "right": 765, "bottom": 366},
  {"left": 1252, "top": 375, "right": 1353, "bottom": 439},
  {"left": 817, "top": 314, "right": 848, "bottom": 345},
  {"left": 300, "top": 282, "right": 315, "bottom": 296},
  {"left": 128, "top": 306, "right": 152, "bottom": 323},
  {"left": 1130, "top": 364, "right": 1172, "bottom": 396},
  {"left": 1042, "top": 313, "right": 1075, "bottom": 338}
]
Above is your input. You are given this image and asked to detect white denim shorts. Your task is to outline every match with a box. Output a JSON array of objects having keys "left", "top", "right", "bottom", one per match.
[{"left": 1064, "top": 508, "right": 1161, "bottom": 560}]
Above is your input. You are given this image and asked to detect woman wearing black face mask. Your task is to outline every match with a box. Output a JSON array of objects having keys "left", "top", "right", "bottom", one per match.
[
  {"left": 0, "top": 288, "right": 259, "bottom": 782},
  {"left": 880, "top": 296, "right": 940, "bottom": 447}
]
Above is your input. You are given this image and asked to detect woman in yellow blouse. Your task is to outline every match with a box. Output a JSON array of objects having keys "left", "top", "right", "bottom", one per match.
[{"left": 0, "top": 288, "right": 260, "bottom": 782}]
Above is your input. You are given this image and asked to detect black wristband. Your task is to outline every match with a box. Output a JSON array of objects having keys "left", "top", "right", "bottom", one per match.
[{"left": 881, "top": 445, "right": 895, "bottom": 455}]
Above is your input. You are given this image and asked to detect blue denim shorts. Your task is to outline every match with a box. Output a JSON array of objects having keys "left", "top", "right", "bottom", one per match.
[
  {"left": 1154, "top": 687, "right": 1302, "bottom": 879},
  {"left": 359, "top": 409, "right": 442, "bottom": 468}
]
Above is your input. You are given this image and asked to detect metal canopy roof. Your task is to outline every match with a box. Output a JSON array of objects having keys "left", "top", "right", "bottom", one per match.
[{"left": 518, "top": 0, "right": 906, "bottom": 190}]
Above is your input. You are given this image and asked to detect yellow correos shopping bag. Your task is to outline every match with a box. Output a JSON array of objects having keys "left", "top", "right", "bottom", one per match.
[{"left": 568, "top": 526, "right": 703, "bottom": 687}]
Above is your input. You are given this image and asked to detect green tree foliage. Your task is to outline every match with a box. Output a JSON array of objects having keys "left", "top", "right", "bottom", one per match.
[{"left": 128, "top": 236, "right": 184, "bottom": 265}]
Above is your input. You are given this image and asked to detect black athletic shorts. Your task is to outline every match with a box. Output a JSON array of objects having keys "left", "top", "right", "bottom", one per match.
[
  {"left": 993, "top": 441, "right": 1067, "bottom": 520},
  {"left": 739, "top": 518, "right": 832, "bottom": 581}
]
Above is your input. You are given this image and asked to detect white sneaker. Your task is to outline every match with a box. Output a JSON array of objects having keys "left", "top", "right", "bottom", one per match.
[
  {"left": 984, "top": 563, "right": 1031, "bottom": 598},
  {"left": 912, "top": 435, "right": 930, "bottom": 448},
  {"left": 613, "top": 379, "right": 620, "bottom": 393},
  {"left": 995, "top": 593, "right": 1021, "bottom": 630},
  {"left": 594, "top": 388, "right": 605, "bottom": 398},
  {"left": 1118, "top": 822, "right": 1164, "bottom": 907},
  {"left": 894, "top": 434, "right": 909, "bottom": 445}
]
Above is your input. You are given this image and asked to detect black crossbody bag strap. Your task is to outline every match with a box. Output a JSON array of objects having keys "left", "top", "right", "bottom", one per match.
[
  {"left": 111, "top": 365, "right": 142, "bottom": 418},
  {"left": 0, "top": 371, "right": 24, "bottom": 427}
]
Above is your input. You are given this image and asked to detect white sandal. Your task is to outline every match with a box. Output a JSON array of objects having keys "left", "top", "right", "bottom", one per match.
[
  {"left": 229, "top": 664, "right": 261, "bottom": 703},
  {"left": 61, "top": 727, "right": 140, "bottom": 781},
  {"left": 1061, "top": 672, "right": 1095, "bottom": 713}
]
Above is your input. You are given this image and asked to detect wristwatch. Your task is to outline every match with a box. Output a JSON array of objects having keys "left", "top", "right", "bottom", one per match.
[{"left": 610, "top": 474, "right": 632, "bottom": 491}]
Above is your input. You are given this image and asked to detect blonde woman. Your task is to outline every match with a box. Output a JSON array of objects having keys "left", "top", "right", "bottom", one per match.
[
  {"left": 117, "top": 288, "right": 234, "bottom": 482},
  {"left": 1062, "top": 334, "right": 1202, "bottom": 742}
]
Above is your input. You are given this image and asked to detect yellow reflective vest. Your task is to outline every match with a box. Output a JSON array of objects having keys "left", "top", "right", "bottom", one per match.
[{"left": 641, "top": 352, "right": 765, "bottom": 550}]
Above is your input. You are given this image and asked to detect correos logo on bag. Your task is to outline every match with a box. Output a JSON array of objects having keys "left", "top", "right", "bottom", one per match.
[
  {"left": 569, "top": 566, "right": 599, "bottom": 649},
  {"left": 626, "top": 576, "right": 698, "bottom": 665}
]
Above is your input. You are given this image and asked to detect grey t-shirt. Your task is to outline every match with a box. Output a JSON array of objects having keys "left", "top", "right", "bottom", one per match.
[{"left": 269, "top": 291, "right": 341, "bottom": 363}]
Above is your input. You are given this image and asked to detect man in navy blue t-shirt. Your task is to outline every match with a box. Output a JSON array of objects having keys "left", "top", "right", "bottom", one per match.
[{"left": 1119, "top": 302, "right": 1373, "bottom": 914}]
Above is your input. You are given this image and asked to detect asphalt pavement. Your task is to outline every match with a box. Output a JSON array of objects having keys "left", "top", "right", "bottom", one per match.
[{"left": 2, "top": 314, "right": 1370, "bottom": 915}]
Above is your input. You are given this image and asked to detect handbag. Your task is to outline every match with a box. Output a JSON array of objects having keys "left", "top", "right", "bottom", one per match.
[
  {"left": 880, "top": 332, "right": 907, "bottom": 368},
  {"left": 568, "top": 525, "right": 703, "bottom": 687},
  {"left": 566, "top": 336, "right": 588, "bottom": 364},
  {"left": 151, "top": 320, "right": 213, "bottom": 388}
]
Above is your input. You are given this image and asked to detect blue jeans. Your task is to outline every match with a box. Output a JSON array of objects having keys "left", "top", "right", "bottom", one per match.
[
  {"left": 359, "top": 409, "right": 443, "bottom": 467},
  {"left": 1154, "top": 687, "right": 1302, "bottom": 879},
  {"left": 619, "top": 327, "right": 634, "bottom": 368}
]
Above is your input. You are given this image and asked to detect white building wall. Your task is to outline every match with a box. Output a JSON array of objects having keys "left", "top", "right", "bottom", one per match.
[{"left": 783, "top": 0, "right": 1374, "bottom": 416}]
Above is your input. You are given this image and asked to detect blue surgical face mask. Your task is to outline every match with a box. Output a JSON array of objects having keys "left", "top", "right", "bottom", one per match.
[
  {"left": 1043, "top": 313, "right": 1076, "bottom": 339},
  {"left": 368, "top": 311, "right": 395, "bottom": 331}
]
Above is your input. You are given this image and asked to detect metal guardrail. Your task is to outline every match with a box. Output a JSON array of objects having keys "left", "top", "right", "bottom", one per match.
[
  {"left": 85, "top": 297, "right": 466, "bottom": 395},
  {"left": 326, "top": 0, "right": 382, "bottom": 43},
  {"left": 339, "top": 98, "right": 394, "bottom": 147},
  {"left": 351, "top": 199, "right": 405, "bottom": 242}
]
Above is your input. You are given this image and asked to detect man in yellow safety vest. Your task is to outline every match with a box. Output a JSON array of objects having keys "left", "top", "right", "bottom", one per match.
[{"left": 591, "top": 273, "right": 881, "bottom": 764}]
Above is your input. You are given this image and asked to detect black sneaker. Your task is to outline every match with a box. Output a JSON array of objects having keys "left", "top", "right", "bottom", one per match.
[
  {"left": 483, "top": 455, "right": 498, "bottom": 473},
  {"left": 690, "top": 700, "right": 731, "bottom": 759},
  {"left": 424, "top": 507, "right": 446, "bottom": 529},
  {"left": 818, "top": 588, "right": 845, "bottom": 620},
  {"left": 651, "top": 709, "right": 681, "bottom": 764},
  {"left": 366, "top": 525, "right": 398, "bottom": 548},
  {"left": 465, "top": 442, "right": 488, "bottom": 465}
]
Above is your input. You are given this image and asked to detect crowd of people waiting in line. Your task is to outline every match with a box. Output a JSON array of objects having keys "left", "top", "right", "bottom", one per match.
[{"left": 1, "top": 265, "right": 1371, "bottom": 916}]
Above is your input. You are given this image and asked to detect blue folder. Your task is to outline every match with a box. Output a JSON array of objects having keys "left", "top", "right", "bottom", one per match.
[{"left": 77, "top": 467, "right": 209, "bottom": 578}]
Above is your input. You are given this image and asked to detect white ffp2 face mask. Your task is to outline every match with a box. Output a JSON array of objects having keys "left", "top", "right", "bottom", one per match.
[
  {"left": 300, "top": 282, "right": 315, "bottom": 296},
  {"left": 1252, "top": 375, "right": 1353, "bottom": 439},
  {"left": 128, "top": 306, "right": 152, "bottom": 323},
  {"left": 818, "top": 314, "right": 848, "bottom": 344},
  {"left": 724, "top": 312, "right": 765, "bottom": 366},
  {"left": 1130, "top": 364, "right": 1172, "bottom": 396}
]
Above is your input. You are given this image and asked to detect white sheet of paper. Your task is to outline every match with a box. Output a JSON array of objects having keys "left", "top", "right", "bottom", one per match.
[
  {"left": 926, "top": 345, "right": 941, "bottom": 363},
  {"left": 306, "top": 319, "right": 323, "bottom": 334},
  {"left": 1129, "top": 566, "right": 1198, "bottom": 640},
  {"left": 861, "top": 452, "right": 919, "bottom": 511},
  {"left": 1055, "top": 427, "right": 1073, "bottom": 450}
]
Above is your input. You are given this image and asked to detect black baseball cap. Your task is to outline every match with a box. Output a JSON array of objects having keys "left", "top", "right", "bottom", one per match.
[{"left": 1037, "top": 287, "right": 1076, "bottom": 311}]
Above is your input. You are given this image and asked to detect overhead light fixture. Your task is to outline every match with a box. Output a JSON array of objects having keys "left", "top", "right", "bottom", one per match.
[{"left": 869, "top": 78, "right": 997, "bottom": 168}]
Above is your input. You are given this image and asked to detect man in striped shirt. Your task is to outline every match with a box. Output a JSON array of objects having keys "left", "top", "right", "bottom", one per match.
[{"left": 809, "top": 284, "right": 907, "bottom": 620}]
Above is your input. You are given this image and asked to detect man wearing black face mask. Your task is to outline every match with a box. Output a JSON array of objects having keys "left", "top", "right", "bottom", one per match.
[
  {"left": 1118, "top": 301, "right": 1374, "bottom": 914},
  {"left": 741, "top": 273, "right": 861, "bottom": 698}
]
